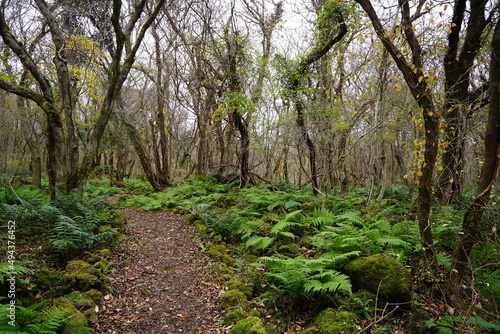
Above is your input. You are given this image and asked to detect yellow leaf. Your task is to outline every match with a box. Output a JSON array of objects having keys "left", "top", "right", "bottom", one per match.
[
  {"left": 395, "top": 84, "right": 403, "bottom": 92},
  {"left": 415, "top": 180, "right": 420, "bottom": 186},
  {"left": 417, "top": 171, "right": 423, "bottom": 177}
]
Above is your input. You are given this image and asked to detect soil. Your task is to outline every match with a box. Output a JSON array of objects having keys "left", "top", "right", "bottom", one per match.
[{"left": 92, "top": 208, "right": 224, "bottom": 334}]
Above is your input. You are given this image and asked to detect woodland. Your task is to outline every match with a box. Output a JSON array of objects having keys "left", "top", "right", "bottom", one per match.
[{"left": 0, "top": 0, "right": 500, "bottom": 333}]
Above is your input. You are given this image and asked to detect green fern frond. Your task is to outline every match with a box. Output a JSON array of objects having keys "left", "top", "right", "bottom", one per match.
[
  {"left": 309, "top": 208, "right": 337, "bottom": 228},
  {"left": 376, "top": 237, "right": 410, "bottom": 248},
  {"left": 0, "top": 262, "right": 33, "bottom": 277},
  {"left": 336, "top": 211, "right": 363, "bottom": 226},
  {"left": 245, "top": 235, "right": 274, "bottom": 250}
]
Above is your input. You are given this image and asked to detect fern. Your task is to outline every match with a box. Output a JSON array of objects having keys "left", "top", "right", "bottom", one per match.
[
  {"left": 49, "top": 219, "right": 115, "bottom": 259},
  {"left": 336, "top": 211, "right": 364, "bottom": 227},
  {"left": 309, "top": 208, "right": 337, "bottom": 229},
  {"left": 245, "top": 235, "right": 274, "bottom": 250},
  {"left": 0, "top": 302, "right": 75, "bottom": 334},
  {"left": 259, "top": 256, "right": 353, "bottom": 300},
  {"left": 269, "top": 210, "right": 304, "bottom": 238}
]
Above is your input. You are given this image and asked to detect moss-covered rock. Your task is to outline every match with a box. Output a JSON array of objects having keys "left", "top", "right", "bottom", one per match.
[
  {"left": 53, "top": 297, "right": 88, "bottom": 333},
  {"left": 208, "top": 244, "right": 232, "bottom": 264},
  {"left": 344, "top": 254, "right": 411, "bottom": 307},
  {"left": 229, "top": 316, "right": 267, "bottom": 334},
  {"left": 224, "top": 308, "right": 246, "bottom": 325},
  {"left": 65, "top": 291, "right": 96, "bottom": 309},
  {"left": 215, "top": 195, "right": 237, "bottom": 208},
  {"left": 63, "top": 260, "right": 102, "bottom": 292},
  {"left": 225, "top": 279, "right": 253, "bottom": 299},
  {"left": 94, "top": 259, "right": 112, "bottom": 273},
  {"left": 314, "top": 308, "right": 358, "bottom": 334},
  {"left": 220, "top": 289, "right": 250, "bottom": 310},
  {"left": 296, "top": 309, "right": 358, "bottom": 334},
  {"left": 185, "top": 213, "right": 201, "bottom": 223}
]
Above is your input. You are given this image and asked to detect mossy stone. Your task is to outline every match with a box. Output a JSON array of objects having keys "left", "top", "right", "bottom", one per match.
[
  {"left": 220, "top": 289, "right": 250, "bottom": 310},
  {"left": 209, "top": 244, "right": 232, "bottom": 264},
  {"left": 84, "top": 289, "right": 104, "bottom": 305},
  {"left": 225, "top": 279, "right": 253, "bottom": 299},
  {"left": 224, "top": 308, "right": 246, "bottom": 325},
  {"left": 185, "top": 213, "right": 200, "bottom": 223},
  {"left": 344, "top": 254, "right": 411, "bottom": 307},
  {"left": 215, "top": 195, "right": 237, "bottom": 208},
  {"left": 94, "top": 259, "right": 112, "bottom": 273},
  {"left": 315, "top": 308, "right": 358, "bottom": 334},
  {"left": 229, "top": 316, "right": 267, "bottom": 334},
  {"left": 63, "top": 260, "right": 102, "bottom": 291},
  {"left": 53, "top": 297, "right": 88, "bottom": 333},
  {"left": 65, "top": 291, "right": 96, "bottom": 309}
]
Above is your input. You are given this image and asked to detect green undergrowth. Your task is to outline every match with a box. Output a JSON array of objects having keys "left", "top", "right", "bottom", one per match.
[
  {"left": 0, "top": 182, "right": 125, "bottom": 332},
  {"left": 120, "top": 176, "right": 500, "bottom": 333}
]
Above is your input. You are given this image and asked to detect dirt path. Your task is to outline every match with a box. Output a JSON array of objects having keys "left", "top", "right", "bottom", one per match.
[{"left": 92, "top": 208, "right": 223, "bottom": 333}]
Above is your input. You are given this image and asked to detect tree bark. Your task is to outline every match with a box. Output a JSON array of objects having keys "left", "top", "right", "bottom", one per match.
[
  {"left": 450, "top": 15, "right": 500, "bottom": 288},
  {"left": 288, "top": 3, "right": 347, "bottom": 194},
  {"left": 438, "top": 0, "right": 488, "bottom": 204},
  {"left": 356, "top": 0, "right": 438, "bottom": 266}
]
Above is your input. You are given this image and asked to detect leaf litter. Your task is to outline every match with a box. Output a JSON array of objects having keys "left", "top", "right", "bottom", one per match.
[{"left": 92, "top": 208, "right": 223, "bottom": 333}]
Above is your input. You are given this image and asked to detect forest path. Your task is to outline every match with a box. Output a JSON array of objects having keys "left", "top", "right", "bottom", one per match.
[{"left": 92, "top": 208, "right": 223, "bottom": 333}]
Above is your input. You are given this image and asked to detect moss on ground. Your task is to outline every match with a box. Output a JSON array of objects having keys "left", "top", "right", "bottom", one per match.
[{"left": 229, "top": 316, "right": 267, "bottom": 334}]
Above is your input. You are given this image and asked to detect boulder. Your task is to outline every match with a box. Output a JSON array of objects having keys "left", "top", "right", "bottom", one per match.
[{"left": 344, "top": 254, "right": 411, "bottom": 308}]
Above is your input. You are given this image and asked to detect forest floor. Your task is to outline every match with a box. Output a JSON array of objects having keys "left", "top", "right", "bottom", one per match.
[{"left": 92, "top": 208, "right": 224, "bottom": 334}]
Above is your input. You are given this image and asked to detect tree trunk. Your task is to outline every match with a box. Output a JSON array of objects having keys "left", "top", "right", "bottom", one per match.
[
  {"left": 288, "top": 4, "right": 347, "bottom": 194},
  {"left": 438, "top": 0, "right": 488, "bottom": 204},
  {"left": 450, "top": 15, "right": 500, "bottom": 288},
  {"left": 356, "top": 0, "right": 438, "bottom": 266}
]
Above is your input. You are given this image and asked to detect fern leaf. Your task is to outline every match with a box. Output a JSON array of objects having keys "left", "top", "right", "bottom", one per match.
[
  {"left": 376, "top": 237, "right": 410, "bottom": 248},
  {"left": 245, "top": 236, "right": 274, "bottom": 250}
]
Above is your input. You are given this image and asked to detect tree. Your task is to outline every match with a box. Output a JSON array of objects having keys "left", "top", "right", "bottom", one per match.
[
  {"left": 355, "top": 0, "right": 440, "bottom": 265},
  {"left": 451, "top": 12, "right": 500, "bottom": 291},
  {"left": 438, "top": 0, "right": 490, "bottom": 204},
  {"left": 0, "top": 0, "right": 166, "bottom": 198},
  {"left": 285, "top": 0, "right": 347, "bottom": 194}
]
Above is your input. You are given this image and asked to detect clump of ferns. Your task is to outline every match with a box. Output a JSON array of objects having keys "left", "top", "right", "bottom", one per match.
[{"left": 48, "top": 216, "right": 116, "bottom": 262}]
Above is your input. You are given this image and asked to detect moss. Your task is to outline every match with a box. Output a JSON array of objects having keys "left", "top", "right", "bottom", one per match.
[
  {"left": 229, "top": 316, "right": 267, "bottom": 334},
  {"left": 83, "top": 308, "right": 98, "bottom": 323},
  {"left": 224, "top": 308, "right": 246, "bottom": 325},
  {"left": 63, "top": 261, "right": 102, "bottom": 291},
  {"left": 185, "top": 213, "right": 200, "bottom": 223},
  {"left": 220, "top": 289, "right": 250, "bottom": 310},
  {"left": 65, "top": 291, "right": 96, "bottom": 309},
  {"left": 225, "top": 279, "right": 253, "bottom": 299},
  {"left": 214, "top": 262, "right": 233, "bottom": 275},
  {"left": 53, "top": 297, "right": 89, "bottom": 333},
  {"left": 344, "top": 254, "right": 411, "bottom": 306},
  {"left": 315, "top": 308, "right": 358, "bottom": 334},
  {"left": 208, "top": 244, "right": 232, "bottom": 264},
  {"left": 215, "top": 195, "right": 237, "bottom": 208},
  {"left": 171, "top": 207, "right": 188, "bottom": 215},
  {"left": 193, "top": 220, "right": 209, "bottom": 233},
  {"left": 84, "top": 289, "right": 103, "bottom": 305},
  {"left": 94, "top": 259, "right": 112, "bottom": 273}
]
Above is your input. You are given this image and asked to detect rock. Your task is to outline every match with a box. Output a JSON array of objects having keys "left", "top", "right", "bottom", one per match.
[
  {"left": 310, "top": 308, "right": 358, "bottom": 334},
  {"left": 344, "top": 254, "right": 411, "bottom": 308},
  {"left": 208, "top": 244, "right": 233, "bottom": 264},
  {"left": 229, "top": 316, "right": 267, "bottom": 334},
  {"left": 220, "top": 289, "right": 250, "bottom": 310},
  {"left": 225, "top": 279, "right": 253, "bottom": 299},
  {"left": 53, "top": 297, "right": 89, "bottom": 333},
  {"left": 63, "top": 260, "right": 102, "bottom": 292},
  {"left": 224, "top": 308, "right": 246, "bottom": 325}
]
